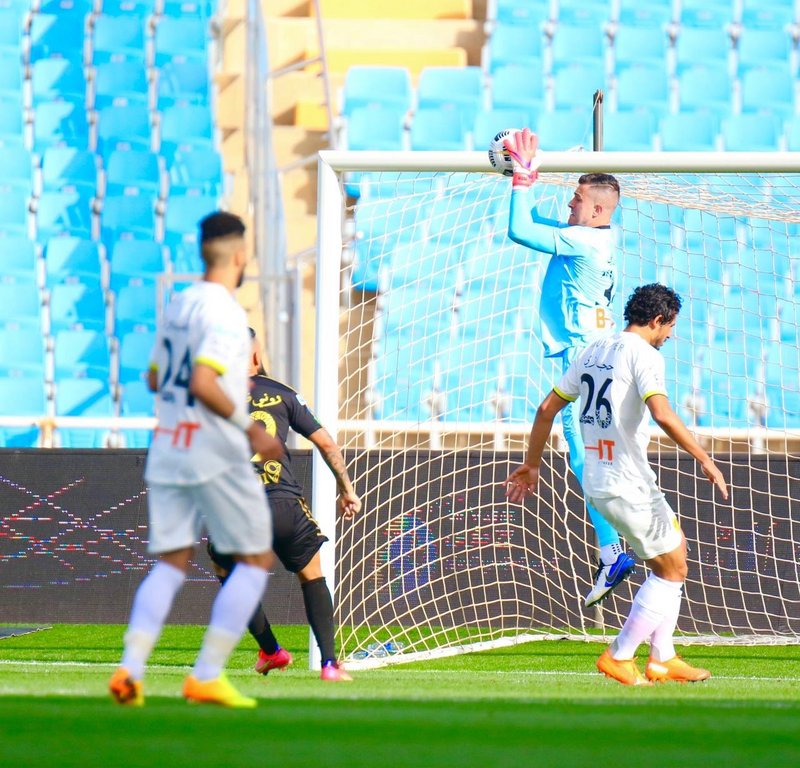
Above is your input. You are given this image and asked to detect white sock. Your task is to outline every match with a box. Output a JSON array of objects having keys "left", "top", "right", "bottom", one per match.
[
  {"left": 611, "top": 574, "right": 682, "bottom": 660},
  {"left": 600, "top": 543, "right": 623, "bottom": 565},
  {"left": 121, "top": 561, "right": 186, "bottom": 679},
  {"left": 649, "top": 581, "right": 683, "bottom": 662},
  {"left": 193, "top": 563, "right": 268, "bottom": 681}
]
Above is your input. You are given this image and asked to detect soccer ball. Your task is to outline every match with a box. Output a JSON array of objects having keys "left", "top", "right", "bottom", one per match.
[{"left": 488, "top": 128, "right": 520, "bottom": 176}]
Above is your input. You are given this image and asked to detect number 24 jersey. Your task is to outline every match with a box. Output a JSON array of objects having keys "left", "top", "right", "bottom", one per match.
[{"left": 554, "top": 331, "right": 668, "bottom": 498}]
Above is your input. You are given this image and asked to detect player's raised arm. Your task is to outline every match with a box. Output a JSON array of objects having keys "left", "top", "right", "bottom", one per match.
[{"left": 309, "top": 427, "right": 361, "bottom": 519}]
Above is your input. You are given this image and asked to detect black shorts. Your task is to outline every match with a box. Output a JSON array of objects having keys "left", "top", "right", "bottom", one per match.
[{"left": 207, "top": 496, "right": 327, "bottom": 574}]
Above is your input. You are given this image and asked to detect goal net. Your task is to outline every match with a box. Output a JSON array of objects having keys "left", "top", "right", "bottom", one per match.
[{"left": 314, "top": 150, "right": 800, "bottom": 668}]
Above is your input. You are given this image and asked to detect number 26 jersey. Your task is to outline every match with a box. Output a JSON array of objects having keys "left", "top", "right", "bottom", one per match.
[
  {"left": 553, "top": 331, "right": 668, "bottom": 498},
  {"left": 145, "top": 281, "right": 252, "bottom": 486}
]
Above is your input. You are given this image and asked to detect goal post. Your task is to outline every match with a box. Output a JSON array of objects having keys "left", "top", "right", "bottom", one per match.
[{"left": 314, "top": 150, "right": 800, "bottom": 669}]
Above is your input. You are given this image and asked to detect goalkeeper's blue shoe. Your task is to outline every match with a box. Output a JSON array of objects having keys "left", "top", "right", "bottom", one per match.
[{"left": 584, "top": 552, "right": 636, "bottom": 608}]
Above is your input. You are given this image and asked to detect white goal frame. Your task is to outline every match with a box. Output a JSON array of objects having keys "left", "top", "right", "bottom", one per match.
[{"left": 312, "top": 150, "right": 800, "bottom": 668}]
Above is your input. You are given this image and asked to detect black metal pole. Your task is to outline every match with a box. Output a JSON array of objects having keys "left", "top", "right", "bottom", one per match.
[{"left": 593, "top": 89, "right": 604, "bottom": 151}]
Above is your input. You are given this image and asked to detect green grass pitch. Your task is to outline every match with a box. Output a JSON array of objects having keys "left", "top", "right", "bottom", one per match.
[{"left": 1, "top": 624, "right": 798, "bottom": 768}]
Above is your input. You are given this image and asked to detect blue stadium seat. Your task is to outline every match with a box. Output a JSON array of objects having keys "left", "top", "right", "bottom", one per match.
[
  {"left": 785, "top": 116, "right": 800, "bottom": 151},
  {"left": 536, "top": 108, "right": 592, "bottom": 149},
  {"left": 722, "top": 113, "right": 780, "bottom": 150},
  {"left": 381, "top": 241, "right": 459, "bottom": 292},
  {"left": 0, "top": 94, "right": 25, "bottom": 147},
  {"left": 55, "top": 377, "right": 114, "bottom": 448},
  {"left": 457, "top": 285, "right": 523, "bottom": 338},
  {"left": 154, "top": 17, "right": 208, "bottom": 67},
  {"left": 553, "top": 1, "right": 609, "bottom": 28},
  {"left": 612, "top": 24, "right": 668, "bottom": 72},
  {"left": 118, "top": 330, "right": 155, "bottom": 383},
  {"left": 410, "top": 108, "right": 465, "bottom": 151},
  {"left": 29, "top": 11, "right": 87, "bottom": 63},
  {"left": 159, "top": 104, "right": 214, "bottom": 161},
  {"left": 0, "top": 8, "right": 24, "bottom": 57},
  {"left": 550, "top": 24, "right": 605, "bottom": 68},
  {"left": 96, "top": 104, "right": 152, "bottom": 158},
  {"left": 53, "top": 328, "right": 111, "bottom": 379},
  {"left": 777, "top": 299, "right": 800, "bottom": 343},
  {"left": 341, "top": 66, "right": 411, "bottom": 116},
  {"left": 109, "top": 240, "right": 165, "bottom": 292},
  {"left": 92, "top": 15, "right": 145, "bottom": 65},
  {"left": 602, "top": 110, "right": 655, "bottom": 150},
  {"left": 35, "top": 190, "right": 93, "bottom": 243},
  {"left": 115, "top": 283, "right": 157, "bottom": 335},
  {"left": 105, "top": 149, "right": 164, "bottom": 199},
  {"left": 379, "top": 285, "right": 454, "bottom": 342},
  {"left": 101, "top": 0, "right": 158, "bottom": 18},
  {"left": 660, "top": 112, "right": 718, "bottom": 151},
  {"left": 677, "top": 0, "right": 733, "bottom": 28},
  {"left": 44, "top": 237, "right": 103, "bottom": 288},
  {"left": 739, "top": 0, "right": 796, "bottom": 29},
  {"left": 674, "top": 28, "right": 731, "bottom": 73},
  {"left": 42, "top": 147, "right": 98, "bottom": 198},
  {"left": 0, "top": 188, "right": 28, "bottom": 236},
  {"left": 615, "top": 65, "right": 669, "bottom": 117},
  {"left": 33, "top": 99, "right": 90, "bottom": 152},
  {"left": 0, "top": 282, "right": 39, "bottom": 328},
  {"left": 168, "top": 148, "right": 222, "bottom": 196},
  {"left": 494, "top": 0, "right": 550, "bottom": 26},
  {"left": 344, "top": 107, "right": 404, "bottom": 151},
  {"left": 161, "top": 0, "right": 215, "bottom": 18},
  {"left": 614, "top": 0, "right": 673, "bottom": 27},
  {"left": 93, "top": 62, "right": 149, "bottom": 110},
  {"left": 119, "top": 379, "right": 154, "bottom": 448},
  {"left": 169, "top": 242, "right": 203, "bottom": 274},
  {"left": 100, "top": 194, "right": 157, "bottom": 248},
  {"left": 0, "top": 50, "right": 22, "bottom": 99},
  {"left": 502, "top": 340, "right": 552, "bottom": 423},
  {"left": 372, "top": 345, "right": 437, "bottom": 421},
  {"left": 472, "top": 108, "right": 528, "bottom": 149},
  {"left": 0, "top": 236, "right": 38, "bottom": 285},
  {"left": 49, "top": 282, "right": 106, "bottom": 332},
  {"left": 740, "top": 67, "right": 794, "bottom": 119},
  {"left": 31, "top": 59, "right": 86, "bottom": 104},
  {"left": 38, "top": 0, "right": 94, "bottom": 14},
  {"left": 439, "top": 341, "right": 501, "bottom": 422},
  {"left": 553, "top": 63, "right": 606, "bottom": 109},
  {"left": 417, "top": 66, "right": 484, "bottom": 126},
  {"left": 486, "top": 24, "right": 543, "bottom": 73},
  {"left": 162, "top": 194, "right": 217, "bottom": 252},
  {"left": 677, "top": 64, "right": 732, "bottom": 116},
  {"left": 0, "top": 378, "right": 46, "bottom": 448},
  {"left": 737, "top": 29, "right": 792, "bottom": 75},
  {"left": 0, "top": 327, "right": 45, "bottom": 377},
  {"left": 0, "top": 146, "right": 33, "bottom": 196},
  {"left": 428, "top": 187, "right": 498, "bottom": 245},
  {"left": 489, "top": 65, "right": 543, "bottom": 125},
  {"left": 156, "top": 60, "right": 209, "bottom": 109}
]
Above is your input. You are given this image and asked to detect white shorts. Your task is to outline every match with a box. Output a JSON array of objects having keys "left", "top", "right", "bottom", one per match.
[
  {"left": 589, "top": 485, "right": 683, "bottom": 561},
  {"left": 146, "top": 468, "right": 272, "bottom": 555}
]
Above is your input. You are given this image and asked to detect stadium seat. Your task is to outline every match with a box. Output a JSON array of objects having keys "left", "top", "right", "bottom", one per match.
[
  {"left": 677, "top": 64, "right": 732, "bottom": 116},
  {"left": 503, "top": 340, "right": 552, "bottom": 423},
  {"left": 41, "top": 147, "right": 98, "bottom": 198},
  {"left": 613, "top": 0, "right": 673, "bottom": 27},
  {"left": 29, "top": 11, "right": 87, "bottom": 63},
  {"left": 158, "top": 105, "right": 214, "bottom": 162},
  {"left": 105, "top": 150, "right": 164, "bottom": 199},
  {"left": 341, "top": 66, "right": 412, "bottom": 116},
  {"left": 494, "top": 0, "right": 550, "bottom": 26},
  {"left": 485, "top": 24, "right": 543, "bottom": 73},
  {"left": 612, "top": 24, "right": 668, "bottom": 72},
  {"left": 92, "top": 15, "right": 145, "bottom": 65},
  {"left": 53, "top": 328, "right": 111, "bottom": 379},
  {"left": 489, "top": 65, "right": 543, "bottom": 125},
  {"left": 93, "top": 62, "right": 150, "bottom": 111},
  {"left": 0, "top": 50, "right": 22, "bottom": 99},
  {"left": 603, "top": 111, "right": 655, "bottom": 151},
  {"left": 410, "top": 108, "right": 466, "bottom": 151},
  {"left": 550, "top": 24, "right": 605, "bottom": 69},
  {"left": 153, "top": 17, "right": 208, "bottom": 67},
  {"left": 381, "top": 241, "right": 459, "bottom": 292},
  {"left": 552, "top": 1, "right": 609, "bottom": 29},
  {"left": 33, "top": 99, "right": 90, "bottom": 152},
  {"left": 114, "top": 283, "right": 157, "bottom": 335},
  {"left": 677, "top": 0, "right": 733, "bottom": 28},
  {"left": 161, "top": 0, "right": 215, "bottom": 18},
  {"left": 535, "top": 109, "right": 592, "bottom": 150},
  {"left": 0, "top": 281, "right": 39, "bottom": 328},
  {"left": 660, "top": 112, "right": 718, "bottom": 151},
  {"left": 55, "top": 377, "right": 114, "bottom": 448},
  {"left": 35, "top": 191, "right": 93, "bottom": 243},
  {"left": 0, "top": 188, "right": 29, "bottom": 236},
  {"left": 0, "top": 8, "right": 24, "bottom": 57},
  {"left": 0, "top": 94, "right": 25, "bottom": 147},
  {"left": 722, "top": 114, "right": 780, "bottom": 151},
  {"left": 343, "top": 107, "right": 405, "bottom": 151},
  {"left": 109, "top": 240, "right": 166, "bottom": 292},
  {"left": 101, "top": 0, "right": 158, "bottom": 18},
  {"left": 615, "top": 66, "right": 669, "bottom": 117},
  {"left": 31, "top": 59, "right": 86, "bottom": 105},
  {"left": 44, "top": 237, "right": 104, "bottom": 288},
  {"left": 739, "top": 0, "right": 796, "bottom": 29},
  {"left": 471, "top": 108, "right": 528, "bottom": 149},
  {"left": 168, "top": 148, "right": 223, "bottom": 196},
  {"left": 0, "top": 236, "right": 38, "bottom": 285},
  {"left": 118, "top": 379, "right": 154, "bottom": 448},
  {"left": 96, "top": 104, "right": 152, "bottom": 158},
  {"left": 49, "top": 282, "right": 106, "bottom": 332},
  {"left": 156, "top": 60, "right": 210, "bottom": 109},
  {"left": 737, "top": 29, "right": 792, "bottom": 75},
  {"left": 169, "top": 242, "right": 203, "bottom": 274},
  {"left": 777, "top": 299, "right": 800, "bottom": 344},
  {"left": 674, "top": 28, "right": 731, "bottom": 73},
  {"left": 740, "top": 67, "right": 794, "bottom": 119},
  {"left": 118, "top": 330, "right": 155, "bottom": 383},
  {"left": 457, "top": 285, "right": 523, "bottom": 338},
  {"left": 372, "top": 347, "right": 437, "bottom": 421},
  {"left": 785, "top": 116, "right": 800, "bottom": 152},
  {"left": 0, "top": 327, "right": 45, "bottom": 377},
  {"left": 553, "top": 63, "right": 606, "bottom": 109},
  {"left": 0, "top": 146, "right": 33, "bottom": 196},
  {"left": 439, "top": 341, "right": 501, "bottom": 422},
  {"left": 100, "top": 194, "right": 157, "bottom": 248},
  {"left": 0, "top": 377, "right": 46, "bottom": 448},
  {"left": 417, "top": 66, "right": 484, "bottom": 126},
  {"left": 162, "top": 194, "right": 217, "bottom": 252},
  {"left": 38, "top": 0, "right": 94, "bottom": 14}
]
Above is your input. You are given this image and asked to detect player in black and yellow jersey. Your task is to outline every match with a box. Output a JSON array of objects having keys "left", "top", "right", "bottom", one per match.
[{"left": 208, "top": 328, "right": 361, "bottom": 681}]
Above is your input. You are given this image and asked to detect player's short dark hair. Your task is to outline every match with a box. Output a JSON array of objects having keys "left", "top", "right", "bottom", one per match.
[
  {"left": 578, "top": 172, "right": 620, "bottom": 197},
  {"left": 624, "top": 283, "right": 682, "bottom": 326},
  {"left": 200, "top": 211, "right": 246, "bottom": 243},
  {"left": 248, "top": 326, "right": 257, "bottom": 339}
]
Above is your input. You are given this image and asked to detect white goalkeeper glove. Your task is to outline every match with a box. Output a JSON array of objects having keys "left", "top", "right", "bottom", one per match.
[{"left": 503, "top": 128, "right": 541, "bottom": 190}]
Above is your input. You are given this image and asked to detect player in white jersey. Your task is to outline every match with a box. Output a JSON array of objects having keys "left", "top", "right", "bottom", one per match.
[
  {"left": 505, "top": 284, "right": 728, "bottom": 685},
  {"left": 110, "top": 212, "right": 283, "bottom": 708},
  {"left": 504, "top": 127, "right": 633, "bottom": 607}
]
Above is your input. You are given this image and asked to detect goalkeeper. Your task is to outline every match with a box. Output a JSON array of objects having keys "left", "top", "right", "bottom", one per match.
[{"left": 503, "top": 127, "right": 633, "bottom": 607}]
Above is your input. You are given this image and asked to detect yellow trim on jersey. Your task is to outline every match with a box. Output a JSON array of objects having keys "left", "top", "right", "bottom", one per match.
[
  {"left": 148, "top": 362, "right": 158, "bottom": 372},
  {"left": 553, "top": 386, "right": 577, "bottom": 403},
  {"left": 195, "top": 355, "right": 227, "bottom": 374},
  {"left": 642, "top": 390, "right": 668, "bottom": 402}
]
